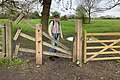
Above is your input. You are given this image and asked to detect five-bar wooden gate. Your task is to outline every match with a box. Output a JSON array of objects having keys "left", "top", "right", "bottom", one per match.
[{"left": 84, "top": 30, "right": 120, "bottom": 63}]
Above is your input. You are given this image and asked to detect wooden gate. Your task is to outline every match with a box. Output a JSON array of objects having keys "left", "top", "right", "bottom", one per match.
[
  {"left": 13, "top": 13, "right": 83, "bottom": 65},
  {"left": 84, "top": 30, "right": 120, "bottom": 63}
]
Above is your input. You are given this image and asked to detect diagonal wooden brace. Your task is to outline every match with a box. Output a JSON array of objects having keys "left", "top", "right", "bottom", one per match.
[
  {"left": 14, "top": 13, "right": 24, "bottom": 24},
  {"left": 92, "top": 37, "right": 119, "bottom": 54},
  {"left": 86, "top": 39, "right": 120, "bottom": 62},
  {"left": 13, "top": 28, "right": 22, "bottom": 41}
]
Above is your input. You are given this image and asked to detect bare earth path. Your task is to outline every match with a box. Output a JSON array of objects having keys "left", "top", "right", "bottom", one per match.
[{"left": 0, "top": 56, "right": 120, "bottom": 80}]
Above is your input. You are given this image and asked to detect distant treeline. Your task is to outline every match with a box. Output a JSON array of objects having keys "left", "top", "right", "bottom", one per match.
[
  {"left": 0, "top": 11, "right": 40, "bottom": 19},
  {"left": 98, "top": 17, "right": 120, "bottom": 19}
]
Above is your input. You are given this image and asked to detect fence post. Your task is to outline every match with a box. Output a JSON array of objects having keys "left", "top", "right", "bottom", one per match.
[
  {"left": 73, "top": 35, "right": 77, "bottom": 62},
  {"left": 76, "top": 20, "right": 82, "bottom": 63},
  {"left": 1, "top": 23, "right": 6, "bottom": 58},
  {"left": 6, "top": 22, "right": 12, "bottom": 61},
  {"left": 73, "top": 20, "right": 77, "bottom": 62},
  {"left": 84, "top": 30, "right": 87, "bottom": 63},
  {"left": 36, "top": 24, "right": 42, "bottom": 65}
]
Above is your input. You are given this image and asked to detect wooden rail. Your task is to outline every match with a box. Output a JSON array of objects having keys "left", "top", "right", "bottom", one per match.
[
  {"left": 87, "top": 33, "right": 120, "bottom": 36},
  {"left": 13, "top": 15, "right": 82, "bottom": 64},
  {"left": 84, "top": 30, "right": 120, "bottom": 63}
]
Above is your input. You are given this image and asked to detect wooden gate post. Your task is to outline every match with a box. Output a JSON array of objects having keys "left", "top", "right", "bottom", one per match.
[
  {"left": 36, "top": 24, "right": 42, "bottom": 64},
  {"left": 6, "top": 22, "right": 12, "bottom": 61},
  {"left": 76, "top": 20, "right": 82, "bottom": 63},
  {"left": 1, "top": 23, "right": 6, "bottom": 58},
  {"left": 84, "top": 30, "right": 87, "bottom": 63},
  {"left": 73, "top": 20, "right": 77, "bottom": 62}
]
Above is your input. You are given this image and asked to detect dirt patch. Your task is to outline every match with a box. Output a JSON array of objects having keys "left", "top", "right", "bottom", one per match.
[
  {"left": 0, "top": 55, "right": 120, "bottom": 80},
  {"left": 0, "top": 35, "right": 120, "bottom": 80}
]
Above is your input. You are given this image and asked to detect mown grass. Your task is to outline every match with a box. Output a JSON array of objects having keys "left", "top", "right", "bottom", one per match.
[
  {"left": 1, "top": 19, "right": 120, "bottom": 36},
  {"left": 0, "top": 19, "right": 120, "bottom": 66},
  {"left": 0, "top": 19, "right": 120, "bottom": 48},
  {"left": 83, "top": 19, "right": 120, "bottom": 33}
]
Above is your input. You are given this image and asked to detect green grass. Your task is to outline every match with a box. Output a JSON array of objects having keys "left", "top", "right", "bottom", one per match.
[
  {"left": 0, "top": 19, "right": 120, "bottom": 48},
  {"left": 83, "top": 19, "right": 120, "bottom": 33},
  {"left": 1, "top": 19, "right": 120, "bottom": 37},
  {"left": 0, "top": 19, "right": 120, "bottom": 66},
  {"left": 0, "top": 58, "right": 24, "bottom": 68}
]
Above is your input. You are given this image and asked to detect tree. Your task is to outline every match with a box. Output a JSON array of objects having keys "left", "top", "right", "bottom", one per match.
[
  {"left": 0, "top": 0, "right": 72, "bottom": 32},
  {"left": 76, "top": 5, "right": 88, "bottom": 23},
  {"left": 40, "top": 0, "right": 52, "bottom": 32},
  {"left": 0, "top": 0, "right": 37, "bottom": 19},
  {"left": 51, "top": 11, "right": 60, "bottom": 18},
  {"left": 76, "top": 0, "right": 120, "bottom": 24},
  {"left": 76, "top": 0, "right": 103, "bottom": 24},
  {"left": 17, "top": 0, "right": 36, "bottom": 19}
]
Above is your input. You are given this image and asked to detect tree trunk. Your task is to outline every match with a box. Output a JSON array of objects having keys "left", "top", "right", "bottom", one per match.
[
  {"left": 41, "top": 0, "right": 52, "bottom": 33},
  {"left": 88, "top": 10, "right": 91, "bottom": 24}
]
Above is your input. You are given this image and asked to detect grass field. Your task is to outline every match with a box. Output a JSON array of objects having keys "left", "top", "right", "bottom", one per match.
[
  {"left": 0, "top": 19, "right": 120, "bottom": 49},
  {"left": 1, "top": 19, "right": 120, "bottom": 37}
]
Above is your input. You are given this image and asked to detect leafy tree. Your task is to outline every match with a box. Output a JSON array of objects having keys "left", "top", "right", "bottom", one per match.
[
  {"left": 76, "top": 0, "right": 103, "bottom": 24},
  {"left": 51, "top": 11, "right": 60, "bottom": 18},
  {"left": 76, "top": 5, "right": 88, "bottom": 23}
]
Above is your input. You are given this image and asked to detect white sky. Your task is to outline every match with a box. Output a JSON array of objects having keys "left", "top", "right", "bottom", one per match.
[
  {"left": 97, "top": 6, "right": 120, "bottom": 17},
  {"left": 51, "top": 0, "right": 120, "bottom": 17},
  {"left": 1, "top": 0, "right": 120, "bottom": 17}
]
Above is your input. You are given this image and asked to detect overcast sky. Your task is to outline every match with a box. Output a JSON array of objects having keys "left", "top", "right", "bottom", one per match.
[
  {"left": 1, "top": 0, "right": 120, "bottom": 17},
  {"left": 51, "top": 0, "right": 120, "bottom": 17}
]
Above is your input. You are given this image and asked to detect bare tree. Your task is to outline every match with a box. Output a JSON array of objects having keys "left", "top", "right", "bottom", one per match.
[
  {"left": 0, "top": 0, "right": 38, "bottom": 19},
  {"left": 76, "top": 0, "right": 120, "bottom": 23},
  {"left": 76, "top": 0, "right": 104, "bottom": 23},
  {"left": 98, "top": 0, "right": 120, "bottom": 11},
  {"left": 41, "top": 0, "right": 52, "bottom": 32}
]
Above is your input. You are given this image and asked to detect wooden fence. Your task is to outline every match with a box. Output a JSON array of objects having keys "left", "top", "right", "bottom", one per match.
[
  {"left": 0, "top": 13, "right": 83, "bottom": 65},
  {"left": 12, "top": 13, "right": 83, "bottom": 64},
  {"left": 0, "top": 22, "right": 12, "bottom": 61},
  {"left": 84, "top": 30, "right": 120, "bottom": 63}
]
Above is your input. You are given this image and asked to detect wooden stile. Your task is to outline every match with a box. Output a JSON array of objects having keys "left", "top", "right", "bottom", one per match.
[
  {"left": 14, "top": 29, "right": 71, "bottom": 55},
  {"left": 36, "top": 24, "right": 42, "bottom": 64}
]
